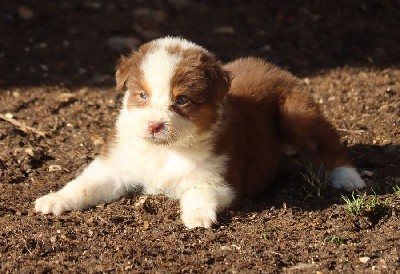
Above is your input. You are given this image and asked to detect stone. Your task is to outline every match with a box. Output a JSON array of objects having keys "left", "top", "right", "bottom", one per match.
[
  {"left": 359, "top": 257, "right": 370, "bottom": 263},
  {"left": 17, "top": 6, "right": 34, "bottom": 20}
]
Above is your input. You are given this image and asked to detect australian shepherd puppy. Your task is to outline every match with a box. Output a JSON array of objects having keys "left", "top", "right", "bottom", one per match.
[{"left": 35, "top": 37, "right": 365, "bottom": 228}]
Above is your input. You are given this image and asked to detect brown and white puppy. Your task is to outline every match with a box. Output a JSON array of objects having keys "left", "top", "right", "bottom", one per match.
[{"left": 35, "top": 37, "right": 365, "bottom": 228}]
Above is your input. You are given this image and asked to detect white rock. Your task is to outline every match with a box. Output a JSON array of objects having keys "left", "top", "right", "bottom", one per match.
[
  {"left": 48, "top": 165, "right": 62, "bottom": 172},
  {"left": 5, "top": 113, "right": 14, "bottom": 119},
  {"left": 359, "top": 256, "right": 370, "bottom": 263},
  {"left": 134, "top": 196, "right": 148, "bottom": 208},
  {"left": 361, "top": 170, "right": 374, "bottom": 177}
]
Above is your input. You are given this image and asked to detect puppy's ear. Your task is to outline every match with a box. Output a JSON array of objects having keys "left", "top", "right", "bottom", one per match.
[
  {"left": 199, "top": 53, "right": 231, "bottom": 101},
  {"left": 213, "top": 66, "right": 231, "bottom": 101},
  {"left": 115, "top": 55, "right": 132, "bottom": 91}
]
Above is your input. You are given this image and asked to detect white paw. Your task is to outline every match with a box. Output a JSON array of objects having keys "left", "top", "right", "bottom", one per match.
[
  {"left": 34, "top": 192, "right": 71, "bottom": 215},
  {"left": 329, "top": 166, "right": 366, "bottom": 191},
  {"left": 181, "top": 209, "right": 217, "bottom": 229}
]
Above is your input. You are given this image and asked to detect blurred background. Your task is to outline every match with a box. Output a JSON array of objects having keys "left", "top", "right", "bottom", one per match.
[{"left": 1, "top": 0, "right": 399, "bottom": 88}]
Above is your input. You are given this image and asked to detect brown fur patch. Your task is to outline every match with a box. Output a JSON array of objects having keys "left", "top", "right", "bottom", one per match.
[
  {"left": 115, "top": 42, "right": 155, "bottom": 109},
  {"left": 216, "top": 57, "right": 351, "bottom": 196},
  {"left": 100, "top": 127, "right": 117, "bottom": 159},
  {"left": 170, "top": 49, "right": 230, "bottom": 132}
]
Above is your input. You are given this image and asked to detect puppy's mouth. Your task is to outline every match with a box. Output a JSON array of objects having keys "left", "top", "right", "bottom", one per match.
[
  {"left": 143, "top": 132, "right": 176, "bottom": 145},
  {"left": 146, "top": 137, "right": 171, "bottom": 145}
]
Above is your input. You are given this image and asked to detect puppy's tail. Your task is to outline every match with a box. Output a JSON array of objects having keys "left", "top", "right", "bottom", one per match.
[
  {"left": 278, "top": 88, "right": 366, "bottom": 191},
  {"left": 278, "top": 88, "right": 351, "bottom": 169}
]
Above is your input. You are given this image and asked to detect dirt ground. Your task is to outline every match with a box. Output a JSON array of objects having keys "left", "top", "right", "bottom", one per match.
[{"left": 1, "top": 0, "right": 399, "bottom": 273}]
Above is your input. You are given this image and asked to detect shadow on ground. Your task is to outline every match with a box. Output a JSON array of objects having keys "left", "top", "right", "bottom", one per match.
[
  {"left": 229, "top": 144, "right": 400, "bottom": 215},
  {"left": 1, "top": 0, "right": 399, "bottom": 88}
]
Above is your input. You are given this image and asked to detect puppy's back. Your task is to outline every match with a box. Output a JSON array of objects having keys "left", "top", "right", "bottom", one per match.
[
  {"left": 224, "top": 57, "right": 299, "bottom": 102},
  {"left": 218, "top": 58, "right": 293, "bottom": 195}
]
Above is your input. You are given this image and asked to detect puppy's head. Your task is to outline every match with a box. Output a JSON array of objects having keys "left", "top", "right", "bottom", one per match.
[{"left": 116, "top": 37, "right": 230, "bottom": 145}]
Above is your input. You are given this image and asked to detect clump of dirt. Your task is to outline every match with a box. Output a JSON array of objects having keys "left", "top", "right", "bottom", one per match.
[{"left": 1, "top": 0, "right": 399, "bottom": 272}]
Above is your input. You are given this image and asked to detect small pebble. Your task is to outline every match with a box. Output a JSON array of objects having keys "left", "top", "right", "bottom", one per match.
[
  {"left": 359, "top": 256, "right": 370, "bottom": 263},
  {"left": 260, "top": 45, "right": 272, "bottom": 52},
  {"left": 91, "top": 136, "right": 104, "bottom": 146},
  {"left": 361, "top": 170, "right": 374, "bottom": 177},
  {"left": 48, "top": 165, "right": 62, "bottom": 172},
  {"left": 17, "top": 6, "right": 34, "bottom": 19},
  {"left": 134, "top": 196, "right": 148, "bottom": 208},
  {"left": 5, "top": 113, "right": 14, "bottom": 119}
]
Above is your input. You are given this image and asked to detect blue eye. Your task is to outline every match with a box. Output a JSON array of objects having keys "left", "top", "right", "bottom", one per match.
[
  {"left": 139, "top": 92, "right": 148, "bottom": 100},
  {"left": 175, "top": 96, "right": 189, "bottom": 105}
]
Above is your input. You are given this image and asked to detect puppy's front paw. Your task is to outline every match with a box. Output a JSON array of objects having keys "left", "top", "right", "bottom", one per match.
[
  {"left": 329, "top": 166, "right": 366, "bottom": 191},
  {"left": 34, "top": 192, "right": 71, "bottom": 215},
  {"left": 181, "top": 209, "right": 217, "bottom": 229}
]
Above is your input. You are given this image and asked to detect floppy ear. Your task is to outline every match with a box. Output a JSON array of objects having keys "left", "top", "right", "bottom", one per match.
[
  {"left": 199, "top": 53, "right": 231, "bottom": 101},
  {"left": 115, "top": 55, "right": 132, "bottom": 91},
  {"left": 213, "top": 65, "right": 231, "bottom": 101}
]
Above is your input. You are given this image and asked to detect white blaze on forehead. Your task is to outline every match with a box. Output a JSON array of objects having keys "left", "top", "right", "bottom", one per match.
[
  {"left": 140, "top": 37, "right": 206, "bottom": 109},
  {"left": 141, "top": 48, "right": 181, "bottom": 108},
  {"left": 153, "top": 36, "right": 204, "bottom": 51}
]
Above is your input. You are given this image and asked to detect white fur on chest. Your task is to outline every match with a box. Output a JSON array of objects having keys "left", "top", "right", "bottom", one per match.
[{"left": 107, "top": 110, "right": 227, "bottom": 198}]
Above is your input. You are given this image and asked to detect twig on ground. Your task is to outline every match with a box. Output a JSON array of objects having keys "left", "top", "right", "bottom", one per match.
[
  {"left": 337, "top": 128, "right": 365, "bottom": 134},
  {"left": 0, "top": 113, "right": 47, "bottom": 137}
]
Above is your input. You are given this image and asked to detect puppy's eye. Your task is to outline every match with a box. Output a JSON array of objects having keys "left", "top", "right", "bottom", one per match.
[
  {"left": 175, "top": 96, "right": 189, "bottom": 106},
  {"left": 139, "top": 92, "right": 148, "bottom": 100}
]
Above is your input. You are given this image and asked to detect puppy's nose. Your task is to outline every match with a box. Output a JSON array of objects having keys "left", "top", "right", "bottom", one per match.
[{"left": 147, "top": 121, "right": 165, "bottom": 134}]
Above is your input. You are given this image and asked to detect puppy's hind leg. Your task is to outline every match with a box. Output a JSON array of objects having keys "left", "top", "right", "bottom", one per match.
[
  {"left": 35, "top": 158, "right": 129, "bottom": 215},
  {"left": 279, "top": 89, "right": 365, "bottom": 191}
]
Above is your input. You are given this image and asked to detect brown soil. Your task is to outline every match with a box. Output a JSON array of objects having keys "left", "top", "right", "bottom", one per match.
[{"left": 1, "top": 1, "right": 399, "bottom": 273}]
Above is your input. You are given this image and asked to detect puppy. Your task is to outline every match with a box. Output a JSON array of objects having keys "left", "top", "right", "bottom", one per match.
[{"left": 35, "top": 37, "right": 365, "bottom": 228}]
